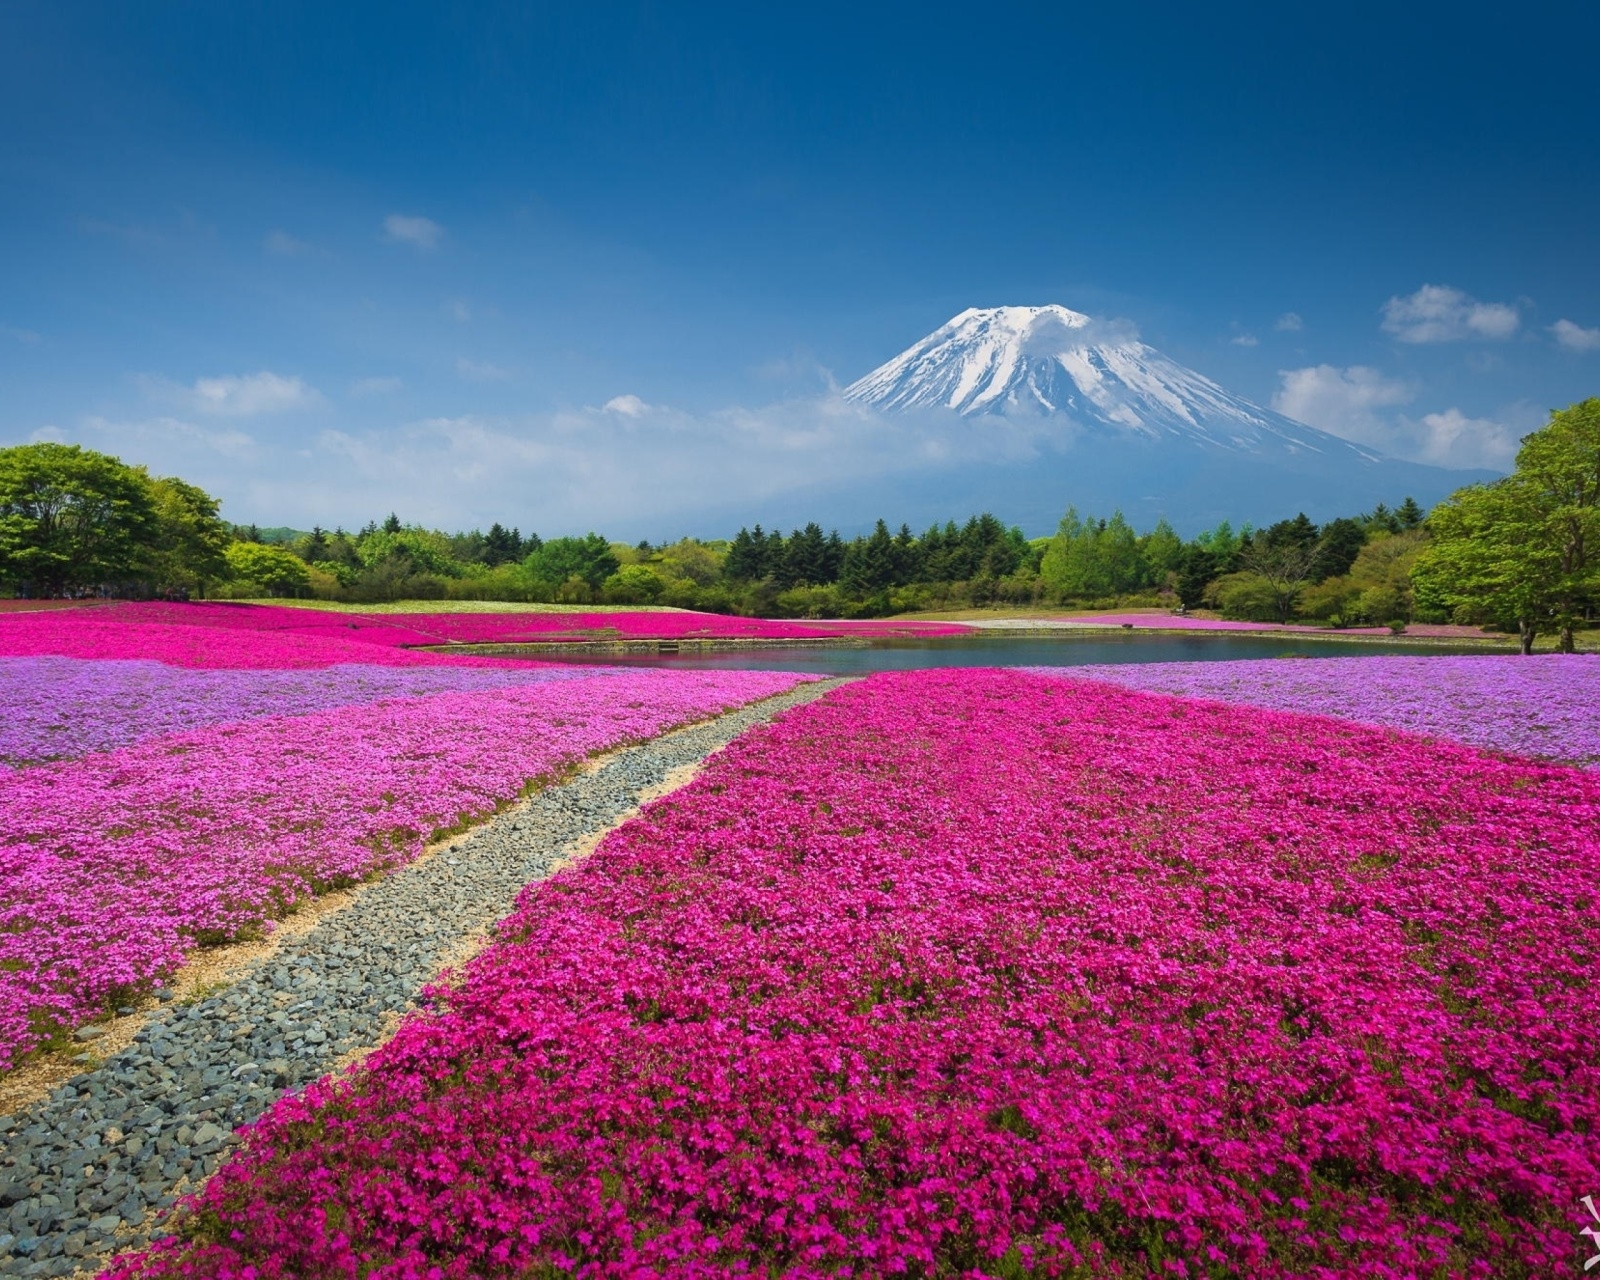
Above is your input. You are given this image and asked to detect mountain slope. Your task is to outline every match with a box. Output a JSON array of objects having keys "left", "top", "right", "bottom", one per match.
[
  {"left": 843, "top": 304, "right": 1381, "bottom": 462},
  {"left": 817, "top": 305, "right": 1495, "bottom": 532}
]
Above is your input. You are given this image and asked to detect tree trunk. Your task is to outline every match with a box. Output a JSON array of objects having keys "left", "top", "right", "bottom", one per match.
[
  {"left": 1519, "top": 620, "right": 1536, "bottom": 655},
  {"left": 1558, "top": 625, "right": 1575, "bottom": 653}
]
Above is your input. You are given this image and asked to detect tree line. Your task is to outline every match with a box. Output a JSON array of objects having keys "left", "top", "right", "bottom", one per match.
[{"left": 2, "top": 399, "right": 1595, "bottom": 645}]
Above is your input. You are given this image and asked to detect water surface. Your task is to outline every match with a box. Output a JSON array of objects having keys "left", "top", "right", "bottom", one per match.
[{"left": 537, "top": 632, "right": 1501, "bottom": 675}]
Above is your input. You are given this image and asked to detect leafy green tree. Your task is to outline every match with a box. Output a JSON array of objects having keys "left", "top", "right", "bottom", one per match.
[
  {"left": 0, "top": 443, "right": 157, "bottom": 594},
  {"left": 1415, "top": 400, "right": 1600, "bottom": 652},
  {"left": 356, "top": 527, "right": 460, "bottom": 578},
  {"left": 142, "top": 475, "right": 230, "bottom": 596},
  {"left": 1192, "top": 520, "right": 1244, "bottom": 572},
  {"left": 224, "top": 542, "right": 312, "bottom": 596},
  {"left": 602, "top": 563, "right": 666, "bottom": 603},
  {"left": 1300, "top": 530, "right": 1426, "bottom": 626},
  {"left": 526, "top": 533, "right": 619, "bottom": 588},
  {"left": 1139, "top": 518, "right": 1184, "bottom": 584},
  {"left": 654, "top": 539, "right": 723, "bottom": 587},
  {"left": 1237, "top": 536, "right": 1320, "bottom": 623},
  {"left": 1040, "top": 509, "right": 1145, "bottom": 597},
  {"left": 1395, "top": 496, "right": 1425, "bottom": 530},
  {"left": 1206, "top": 571, "right": 1284, "bottom": 622}
]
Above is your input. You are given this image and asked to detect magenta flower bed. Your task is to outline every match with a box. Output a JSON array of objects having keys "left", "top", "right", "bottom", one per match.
[
  {"left": 0, "top": 669, "right": 809, "bottom": 1069},
  {"left": 1056, "top": 654, "right": 1600, "bottom": 766},
  {"left": 0, "top": 610, "right": 540, "bottom": 670},
  {"left": 112, "top": 670, "right": 1600, "bottom": 1278},
  {"left": 0, "top": 656, "right": 596, "bottom": 765},
  {"left": 22, "top": 602, "right": 970, "bottom": 653}
]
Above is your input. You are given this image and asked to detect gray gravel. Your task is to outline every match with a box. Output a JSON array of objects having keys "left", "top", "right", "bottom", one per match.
[{"left": 0, "top": 679, "right": 844, "bottom": 1277}]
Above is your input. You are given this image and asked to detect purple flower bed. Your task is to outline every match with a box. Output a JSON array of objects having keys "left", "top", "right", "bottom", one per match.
[
  {"left": 1045, "top": 654, "right": 1600, "bottom": 766},
  {"left": 0, "top": 657, "right": 597, "bottom": 766}
]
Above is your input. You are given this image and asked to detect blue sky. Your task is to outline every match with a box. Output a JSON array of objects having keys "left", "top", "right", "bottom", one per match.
[{"left": 3, "top": 1, "right": 1598, "bottom": 536}]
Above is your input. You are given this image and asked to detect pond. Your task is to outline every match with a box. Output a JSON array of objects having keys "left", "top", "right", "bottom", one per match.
[{"left": 531, "top": 631, "right": 1502, "bottom": 675}]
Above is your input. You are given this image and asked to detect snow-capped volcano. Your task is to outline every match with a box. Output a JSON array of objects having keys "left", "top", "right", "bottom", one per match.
[{"left": 843, "top": 304, "right": 1378, "bottom": 461}]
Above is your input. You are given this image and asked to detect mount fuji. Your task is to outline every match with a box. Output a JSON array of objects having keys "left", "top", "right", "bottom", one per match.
[{"left": 794, "top": 305, "right": 1495, "bottom": 533}]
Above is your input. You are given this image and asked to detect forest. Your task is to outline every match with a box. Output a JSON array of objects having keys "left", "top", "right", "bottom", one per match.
[{"left": 3, "top": 398, "right": 1597, "bottom": 647}]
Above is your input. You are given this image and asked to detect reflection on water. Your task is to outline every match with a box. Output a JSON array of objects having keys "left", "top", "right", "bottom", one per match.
[{"left": 534, "top": 632, "right": 1501, "bottom": 675}]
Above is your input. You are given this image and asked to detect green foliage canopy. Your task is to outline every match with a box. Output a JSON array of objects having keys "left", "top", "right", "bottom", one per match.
[
  {"left": 224, "top": 542, "right": 312, "bottom": 596},
  {"left": 1414, "top": 399, "right": 1600, "bottom": 651},
  {"left": 0, "top": 443, "right": 157, "bottom": 594}
]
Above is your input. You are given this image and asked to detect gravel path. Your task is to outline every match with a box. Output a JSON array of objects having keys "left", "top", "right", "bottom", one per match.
[{"left": 0, "top": 679, "right": 845, "bottom": 1277}]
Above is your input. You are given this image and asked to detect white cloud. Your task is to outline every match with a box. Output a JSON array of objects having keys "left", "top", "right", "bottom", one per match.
[
  {"left": 83, "top": 415, "right": 260, "bottom": 462},
  {"left": 263, "top": 230, "right": 309, "bottom": 256},
  {"left": 29, "top": 425, "right": 66, "bottom": 443},
  {"left": 1550, "top": 318, "right": 1600, "bottom": 352},
  {"left": 1380, "top": 284, "right": 1520, "bottom": 343},
  {"left": 349, "top": 376, "right": 404, "bottom": 397},
  {"left": 448, "top": 299, "right": 471, "bottom": 322},
  {"left": 1230, "top": 333, "right": 1259, "bottom": 347},
  {"left": 1408, "top": 409, "right": 1519, "bottom": 469},
  {"left": 145, "top": 371, "right": 321, "bottom": 417},
  {"left": 602, "top": 394, "right": 649, "bottom": 417},
  {"left": 1274, "top": 365, "right": 1414, "bottom": 442},
  {"left": 383, "top": 214, "right": 443, "bottom": 250},
  {"left": 1274, "top": 364, "right": 1517, "bottom": 469},
  {"left": 1274, "top": 312, "right": 1304, "bottom": 332},
  {"left": 2, "top": 324, "right": 40, "bottom": 344},
  {"left": 455, "top": 357, "right": 510, "bottom": 382},
  {"left": 171, "top": 391, "right": 1068, "bottom": 535}
]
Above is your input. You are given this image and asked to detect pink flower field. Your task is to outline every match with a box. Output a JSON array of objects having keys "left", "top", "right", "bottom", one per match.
[
  {"left": 112, "top": 669, "right": 1600, "bottom": 1278},
  {"left": 0, "top": 602, "right": 968, "bottom": 664},
  {"left": 1055, "top": 654, "right": 1600, "bottom": 767},
  {"left": 0, "top": 612, "right": 812, "bottom": 1069}
]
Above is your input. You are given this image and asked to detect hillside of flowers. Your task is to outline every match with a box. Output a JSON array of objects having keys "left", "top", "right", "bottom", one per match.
[
  {"left": 115, "top": 669, "right": 1600, "bottom": 1278},
  {"left": 1056, "top": 653, "right": 1600, "bottom": 766},
  {"left": 0, "top": 611, "right": 813, "bottom": 1070}
]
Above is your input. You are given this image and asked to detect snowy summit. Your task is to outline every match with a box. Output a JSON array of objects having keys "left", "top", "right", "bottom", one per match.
[{"left": 844, "top": 305, "right": 1375, "bottom": 460}]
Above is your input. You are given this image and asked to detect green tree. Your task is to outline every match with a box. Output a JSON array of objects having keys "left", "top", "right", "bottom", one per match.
[
  {"left": 602, "top": 563, "right": 666, "bottom": 603},
  {"left": 1313, "top": 517, "right": 1367, "bottom": 581},
  {"left": 1237, "top": 536, "right": 1320, "bottom": 623},
  {"left": 1040, "top": 509, "right": 1145, "bottom": 597},
  {"left": 482, "top": 522, "right": 522, "bottom": 566},
  {"left": 0, "top": 443, "right": 157, "bottom": 595},
  {"left": 1300, "top": 530, "right": 1426, "bottom": 626},
  {"left": 1414, "top": 399, "right": 1600, "bottom": 652},
  {"left": 142, "top": 475, "right": 230, "bottom": 597},
  {"left": 1206, "top": 571, "right": 1284, "bottom": 622},
  {"left": 526, "top": 533, "right": 619, "bottom": 588},
  {"left": 356, "top": 527, "right": 461, "bottom": 578},
  {"left": 1173, "top": 544, "right": 1219, "bottom": 609},
  {"left": 224, "top": 541, "right": 312, "bottom": 596},
  {"left": 1139, "top": 518, "right": 1184, "bottom": 584}
]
